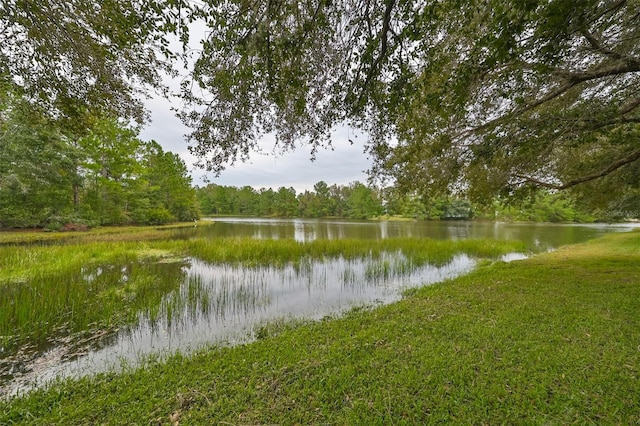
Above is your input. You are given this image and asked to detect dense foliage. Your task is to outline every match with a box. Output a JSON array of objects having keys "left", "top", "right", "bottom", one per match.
[
  {"left": 0, "top": 0, "right": 191, "bottom": 123},
  {"left": 0, "top": 97, "right": 198, "bottom": 229},
  {"left": 1, "top": 2, "right": 199, "bottom": 229},
  {"left": 4, "top": 1, "right": 638, "bottom": 222},
  {"left": 182, "top": 0, "right": 640, "bottom": 212},
  {"left": 197, "top": 181, "right": 385, "bottom": 219},
  {"left": 197, "top": 181, "right": 599, "bottom": 222}
]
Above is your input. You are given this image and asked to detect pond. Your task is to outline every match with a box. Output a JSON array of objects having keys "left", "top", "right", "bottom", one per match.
[
  {"left": 2, "top": 219, "right": 637, "bottom": 397},
  {"left": 184, "top": 218, "right": 634, "bottom": 249}
]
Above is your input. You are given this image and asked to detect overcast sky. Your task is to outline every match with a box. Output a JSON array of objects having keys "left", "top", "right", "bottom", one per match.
[{"left": 139, "top": 93, "right": 372, "bottom": 192}]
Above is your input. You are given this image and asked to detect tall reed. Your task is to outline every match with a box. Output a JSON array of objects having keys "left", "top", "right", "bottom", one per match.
[
  {"left": 182, "top": 237, "right": 526, "bottom": 267},
  {"left": 0, "top": 238, "right": 196, "bottom": 354},
  {"left": 1, "top": 234, "right": 525, "bottom": 356}
]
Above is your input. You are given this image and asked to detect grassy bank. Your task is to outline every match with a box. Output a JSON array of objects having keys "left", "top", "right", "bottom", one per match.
[
  {"left": 2, "top": 231, "right": 639, "bottom": 424},
  {"left": 0, "top": 221, "right": 207, "bottom": 246}
]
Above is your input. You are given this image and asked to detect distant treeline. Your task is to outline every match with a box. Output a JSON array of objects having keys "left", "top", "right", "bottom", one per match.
[
  {"left": 197, "top": 182, "right": 597, "bottom": 222},
  {"left": 197, "top": 181, "right": 385, "bottom": 219}
]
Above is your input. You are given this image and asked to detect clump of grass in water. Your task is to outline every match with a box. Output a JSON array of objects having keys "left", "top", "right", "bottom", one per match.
[
  {"left": 151, "top": 236, "right": 526, "bottom": 269},
  {"left": 364, "top": 252, "right": 417, "bottom": 280},
  {"left": 157, "top": 275, "right": 212, "bottom": 328},
  {"left": 0, "top": 256, "right": 189, "bottom": 355},
  {"left": 183, "top": 237, "right": 526, "bottom": 267},
  {"left": 365, "top": 259, "right": 392, "bottom": 280}
]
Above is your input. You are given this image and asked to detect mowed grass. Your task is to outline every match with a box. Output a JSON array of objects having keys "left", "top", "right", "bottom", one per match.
[{"left": 1, "top": 231, "right": 639, "bottom": 424}]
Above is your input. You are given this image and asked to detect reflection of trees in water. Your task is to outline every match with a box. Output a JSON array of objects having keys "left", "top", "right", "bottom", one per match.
[{"left": 201, "top": 218, "right": 612, "bottom": 248}]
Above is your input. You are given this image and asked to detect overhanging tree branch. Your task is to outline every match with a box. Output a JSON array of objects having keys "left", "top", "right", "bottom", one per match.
[
  {"left": 581, "top": 29, "right": 628, "bottom": 61},
  {"left": 619, "top": 93, "right": 640, "bottom": 115},
  {"left": 355, "top": 0, "right": 395, "bottom": 107},
  {"left": 469, "top": 58, "right": 640, "bottom": 137},
  {"left": 517, "top": 148, "right": 640, "bottom": 190}
]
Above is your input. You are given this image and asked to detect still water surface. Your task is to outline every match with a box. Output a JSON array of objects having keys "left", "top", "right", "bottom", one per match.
[
  {"left": 4, "top": 219, "right": 637, "bottom": 396},
  {"left": 190, "top": 218, "right": 633, "bottom": 249}
]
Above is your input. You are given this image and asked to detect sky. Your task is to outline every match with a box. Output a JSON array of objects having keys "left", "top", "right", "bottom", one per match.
[{"left": 139, "top": 93, "right": 373, "bottom": 193}]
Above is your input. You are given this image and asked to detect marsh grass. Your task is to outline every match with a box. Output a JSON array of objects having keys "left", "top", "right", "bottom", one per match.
[
  {"left": 0, "top": 233, "right": 205, "bottom": 343},
  {"left": 0, "top": 254, "right": 190, "bottom": 353},
  {"left": 0, "top": 221, "right": 206, "bottom": 246},
  {"left": 157, "top": 275, "right": 213, "bottom": 328},
  {"left": 1, "top": 231, "right": 638, "bottom": 424},
  {"left": 1, "top": 233, "right": 523, "bottom": 360},
  {"left": 183, "top": 237, "right": 526, "bottom": 267}
]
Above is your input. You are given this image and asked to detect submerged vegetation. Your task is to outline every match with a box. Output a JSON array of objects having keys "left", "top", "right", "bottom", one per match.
[
  {"left": 0, "top": 224, "right": 524, "bottom": 367},
  {"left": 1, "top": 230, "right": 638, "bottom": 423}
]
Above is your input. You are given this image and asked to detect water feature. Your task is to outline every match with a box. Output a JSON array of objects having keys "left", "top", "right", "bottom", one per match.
[
  {"left": 2, "top": 219, "right": 637, "bottom": 396},
  {"left": 179, "top": 217, "right": 637, "bottom": 250}
]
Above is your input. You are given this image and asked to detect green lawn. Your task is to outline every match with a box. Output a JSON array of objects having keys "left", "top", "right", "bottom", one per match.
[{"left": 2, "top": 230, "right": 639, "bottom": 425}]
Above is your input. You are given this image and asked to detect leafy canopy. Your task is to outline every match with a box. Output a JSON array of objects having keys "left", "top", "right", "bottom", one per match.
[
  {"left": 4, "top": 0, "right": 638, "bottom": 210},
  {"left": 0, "top": 94, "right": 198, "bottom": 228},
  {"left": 182, "top": 0, "right": 640, "bottom": 207},
  {"left": 1, "top": 0, "right": 192, "bottom": 123}
]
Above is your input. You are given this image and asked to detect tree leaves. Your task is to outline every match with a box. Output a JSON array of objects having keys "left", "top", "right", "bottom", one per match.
[
  {"left": 180, "top": 0, "right": 639, "bottom": 212},
  {"left": 1, "top": 0, "right": 190, "bottom": 123},
  {"left": 3, "top": 0, "right": 638, "bottom": 213},
  {"left": 0, "top": 100, "right": 197, "bottom": 228}
]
